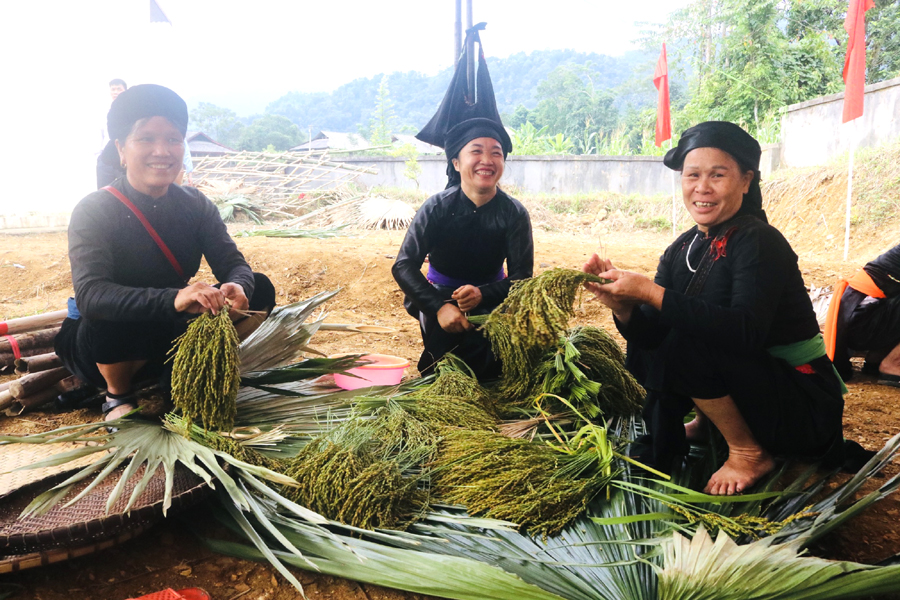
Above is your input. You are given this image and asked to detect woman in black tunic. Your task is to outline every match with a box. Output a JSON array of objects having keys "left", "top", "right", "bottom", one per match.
[
  {"left": 56, "top": 84, "right": 275, "bottom": 423},
  {"left": 392, "top": 118, "right": 533, "bottom": 378},
  {"left": 582, "top": 122, "right": 844, "bottom": 495}
]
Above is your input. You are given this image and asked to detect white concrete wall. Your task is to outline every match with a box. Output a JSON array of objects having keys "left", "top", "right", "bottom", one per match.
[
  {"left": 339, "top": 155, "right": 677, "bottom": 196},
  {"left": 781, "top": 76, "right": 900, "bottom": 168},
  {"left": 337, "top": 147, "right": 782, "bottom": 197}
]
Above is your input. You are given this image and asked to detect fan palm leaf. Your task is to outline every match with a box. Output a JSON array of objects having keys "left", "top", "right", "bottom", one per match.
[
  {"left": 657, "top": 526, "right": 900, "bottom": 600},
  {"left": 239, "top": 290, "right": 339, "bottom": 372}
]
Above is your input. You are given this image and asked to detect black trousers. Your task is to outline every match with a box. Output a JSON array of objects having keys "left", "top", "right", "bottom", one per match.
[
  {"left": 56, "top": 273, "right": 276, "bottom": 390},
  {"left": 414, "top": 284, "right": 501, "bottom": 380},
  {"left": 632, "top": 331, "right": 845, "bottom": 472}
]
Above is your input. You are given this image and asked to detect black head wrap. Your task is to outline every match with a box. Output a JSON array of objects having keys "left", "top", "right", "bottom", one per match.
[
  {"left": 664, "top": 121, "right": 767, "bottom": 223},
  {"left": 107, "top": 84, "right": 188, "bottom": 144},
  {"left": 443, "top": 118, "right": 511, "bottom": 187},
  {"left": 415, "top": 24, "right": 512, "bottom": 188}
]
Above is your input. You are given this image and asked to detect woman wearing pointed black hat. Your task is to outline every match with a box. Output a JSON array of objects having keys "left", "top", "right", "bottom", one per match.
[
  {"left": 582, "top": 121, "right": 845, "bottom": 495},
  {"left": 392, "top": 117, "right": 534, "bottom": 379},
  {"left": 55, "top": 84, "right": 275, "bottom": 423},
  {"left": 393, "top": 27, "right": 533, "bottom": 379}
]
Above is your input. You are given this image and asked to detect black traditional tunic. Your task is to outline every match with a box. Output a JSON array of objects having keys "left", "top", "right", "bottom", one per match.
[
  {"left": 834, "top": 243, "right": 900, "bottom": 380},
  {"left": 56, "top": 178, "right": 265, "bottom": 389},
  {"left": 392, "top": 185, "right": 533, "bottom": 377},
  {"left": 620, "top": 214, "right": 844, "bottom": 470}
]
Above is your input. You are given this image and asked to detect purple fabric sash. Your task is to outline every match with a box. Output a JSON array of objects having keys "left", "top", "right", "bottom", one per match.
[{"left": 427, "top": 264, "right": 505, "bottom": 288}]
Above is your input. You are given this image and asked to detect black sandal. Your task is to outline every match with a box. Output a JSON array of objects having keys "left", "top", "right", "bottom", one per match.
[{"left": 101, "top": 394, "right": 138, "bottom": 432}]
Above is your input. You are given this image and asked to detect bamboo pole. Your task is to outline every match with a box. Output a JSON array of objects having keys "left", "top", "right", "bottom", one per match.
[
  {"left": 0, "top": 327, "right": 60, "bottom": 355},
  {"left": 5, "top": 386, "right": 60, "bottom": 416},
  {"left": 9, "top": 367, "right": 70, "bottom": 399},
  {"left": 0, "top": 310, "right": 67, "bottom": 336},
  {"left": 14, "top": 352, "right": 61, "bottom": 375},
  {"left": 0, "top": 345, "right": 56, "bottom": 371},
  {"left": 55, "top": 375, "right": 86, "bottom": 394}
]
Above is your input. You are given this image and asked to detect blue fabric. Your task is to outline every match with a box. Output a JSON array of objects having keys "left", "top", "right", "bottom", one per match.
[{"left": 67, "top": 297, "right": 81, "bottom": 320}]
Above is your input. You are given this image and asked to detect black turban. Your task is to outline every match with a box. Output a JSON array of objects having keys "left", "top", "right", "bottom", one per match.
[
  {"left": 443, "top": 118, "right": 512, "bottom": 188},
  {"left": 664, "top": 121, "right": 767, "bottom": 222},
  {"left": 107, "top": 84, "right": 188, "bottom": 144}
]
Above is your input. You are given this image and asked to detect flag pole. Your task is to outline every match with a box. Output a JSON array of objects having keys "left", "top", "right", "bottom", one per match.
[
  {"left": 671, "top": 139, "right": 677, "bottom": 237},
  {"left": 844, "top": 122, "right": 855, "bottom": 261},
  {"left": 840, "top": 0, "right": 875, "bottom": 261}
]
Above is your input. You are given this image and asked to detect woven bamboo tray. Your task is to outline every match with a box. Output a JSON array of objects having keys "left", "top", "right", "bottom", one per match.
[{"left": 0, "top": 457, "right": 210, "bottom": 560}]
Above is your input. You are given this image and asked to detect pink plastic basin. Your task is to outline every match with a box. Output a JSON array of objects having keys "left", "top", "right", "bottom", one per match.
[{"left": 332, "top": 354, "right": 410, "bottom": 390}]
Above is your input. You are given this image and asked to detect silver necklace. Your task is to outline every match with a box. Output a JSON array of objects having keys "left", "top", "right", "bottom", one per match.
[{"left": 685, "top": 233, "right": 700, "bottom": 273}]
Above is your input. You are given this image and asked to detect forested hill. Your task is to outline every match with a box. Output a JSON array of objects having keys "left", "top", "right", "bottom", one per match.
[{"left": 265, "top": 49, "right": 653, "bottom": 134}]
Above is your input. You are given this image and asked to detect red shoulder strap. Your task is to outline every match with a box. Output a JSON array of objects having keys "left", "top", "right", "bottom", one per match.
[{"left": 102, "top": 186, "right": 188, "bottom": 283}]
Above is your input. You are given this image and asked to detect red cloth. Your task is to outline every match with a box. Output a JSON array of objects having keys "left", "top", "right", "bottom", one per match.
[
  {"left": 653, "top": 43, "right": 671, "bottom": 147},
  {"left": 842, "top": 0, "right": 875, "bottom": 123}
]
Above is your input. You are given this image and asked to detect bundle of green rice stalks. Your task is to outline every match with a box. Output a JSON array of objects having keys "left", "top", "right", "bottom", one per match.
[
  {"left": 483, "top": 268, "right": 610, "bottom": 349},
  {"left": 170, "top": 308, "right": 241, "bottom": 431},
  {"left": 280, "top": 405, "right": 435, "bottom": 530},
  {"left": 478, "top": 269, "right": 610, "bottom": 402},
  {"left": 427, "top": 353, "right": 487, "bottom": 400},
  {"left": 432, "top": 425, "right": 621, "bottom": 537},
  {"left": 537, "top": 326, "right": 644, "bottom": 420}
]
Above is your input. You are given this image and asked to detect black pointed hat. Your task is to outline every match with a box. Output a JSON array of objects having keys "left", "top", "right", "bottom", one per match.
[{"left": 416, "top": 23, "right": 512, "bottom": 159}]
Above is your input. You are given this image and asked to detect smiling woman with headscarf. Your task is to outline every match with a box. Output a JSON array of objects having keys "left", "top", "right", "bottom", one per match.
[
  {"left": 392, "top": 116, "right": 534, "bottom": 379},
  {"left": 582, "top": 121, "right": 846, "bottom": 496},
  {"left": 55, "top": 84, "right": 275, "bottom": 423},
  {"left": 392, "top": 27, "right": 533, "bottom": 379}
]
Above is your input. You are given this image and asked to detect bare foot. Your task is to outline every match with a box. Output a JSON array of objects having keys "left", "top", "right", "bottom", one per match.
[
  {"left": 685, "top": 416, "right": 710, "bottom": 442},
  {"left": 703, "top": 447, "right": 776, "bottom": 495},
  {"left": 104, "top": 403, "right": 136, "bottom": 421}
]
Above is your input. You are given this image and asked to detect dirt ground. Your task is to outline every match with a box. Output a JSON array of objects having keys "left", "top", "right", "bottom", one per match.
[{"left": 1, "top": 227, "right": 899, "bottom": 600}]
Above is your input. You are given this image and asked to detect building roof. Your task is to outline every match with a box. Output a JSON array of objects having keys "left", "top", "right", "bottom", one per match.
[
  {"left": 290, "top": 131, "right": 370, "bottom": 152},
  {"left": 186, "top": 130, "right": 235, "bottom": 155},
  {"left": 391, "top": 134, "right": 443, "bottom": 154}
]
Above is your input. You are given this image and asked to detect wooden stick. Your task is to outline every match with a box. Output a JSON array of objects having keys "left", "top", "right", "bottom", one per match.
[
  {"left": 14, "top": 352, "right": 61, "bottom": 375},
  {"left": 9, "top": 367, "right": 70, "bottom": 399},
  {"left": 0, "top": 345, "right": 56, "bottom": 371},
  {"left": 0, "top": 388, "right": 11, "bottom": 410},
  {"left": 0, "top": 327, "right": 60, "bottom": 354},
  {"left": 55, "top": 375, "right": 86, "bottom": 394},
  {"left": 0, "top": 380, "right": 11, "bottom": 393},
  {"left": 0, "top": 309, "right": 67, "bottom": 336},
  {"left": 5, "top": 386, "right": 60, "bottom": 416}
]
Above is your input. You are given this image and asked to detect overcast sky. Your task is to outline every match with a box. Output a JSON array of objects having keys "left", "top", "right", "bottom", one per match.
[{"left": 1, "top": 0, "right": 692, "bottom": 213}]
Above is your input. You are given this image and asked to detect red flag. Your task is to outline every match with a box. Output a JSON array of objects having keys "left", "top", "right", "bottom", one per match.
[
  {"left": 654, "top": 43, "right": 671, "bottom": 147},
  {"left": 842, "top": 0, "right": 875, "bottom": 123}
]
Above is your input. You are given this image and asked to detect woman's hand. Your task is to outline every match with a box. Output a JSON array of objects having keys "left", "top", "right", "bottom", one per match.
[
  {"left": 452, "top": 285, "right": 482, "bottom": 313},
  {"left": 220, "top": 282, "right": 249, "bottom": 313},
  {"left": 582, "top": 254, "right": 665, "bottom": 322},
  {"left": 437, "top": 303, "right": 473, "bottom": 334},
  {"left": 174, "top": 282, "right": 227, "bottom": 314}
]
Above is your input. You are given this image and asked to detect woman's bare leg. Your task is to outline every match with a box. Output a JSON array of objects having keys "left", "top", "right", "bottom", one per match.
[
  {"left": 877, "top": 341, "right": 900, "bottom": 377},
  {"left": 693, "top": 395, "right": 776, "bottom": 495},
  {"left": 97, "top": 360, "right": 147, "bottom": 420},
  {"left": 684, "top": 407, "right": 710, "bottom": 442}
]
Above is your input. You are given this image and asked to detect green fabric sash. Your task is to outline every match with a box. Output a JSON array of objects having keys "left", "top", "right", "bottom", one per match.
[{"left": 767, "top": 333, "right": 848, "bottom": 395}]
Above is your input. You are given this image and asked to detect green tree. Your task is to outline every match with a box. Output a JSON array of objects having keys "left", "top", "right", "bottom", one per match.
[
  {"left": 361, "top": 75, "right": 398, "bottom": 149},
  {"left": 237, "top": 114, "right": 303, "bottom": 152},
  {"left": 531, "top": 64, "right": 618, "bottom": 154},
  {"left": 188, "top": 102, "right": 244, "bottom": 148}
]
